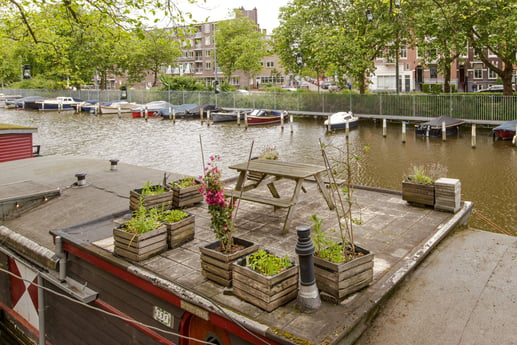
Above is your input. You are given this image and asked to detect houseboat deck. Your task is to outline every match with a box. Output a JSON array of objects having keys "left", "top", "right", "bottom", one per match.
[{"left": 0, "top": 156, "right": 474, "bottom": 344}]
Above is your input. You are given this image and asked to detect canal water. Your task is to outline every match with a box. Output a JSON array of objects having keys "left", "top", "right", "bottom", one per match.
[{"left": 1, "top": 109, "right": 515, "bottom": 235}]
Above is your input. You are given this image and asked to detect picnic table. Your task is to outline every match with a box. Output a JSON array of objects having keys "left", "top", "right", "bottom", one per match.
[{"left": 226, "top": 159, "right": 335, "bottom": 233}]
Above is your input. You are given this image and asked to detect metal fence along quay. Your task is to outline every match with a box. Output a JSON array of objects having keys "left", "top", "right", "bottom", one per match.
[{"left": 3, "top": 89, "right": 516, "bottom": 123}]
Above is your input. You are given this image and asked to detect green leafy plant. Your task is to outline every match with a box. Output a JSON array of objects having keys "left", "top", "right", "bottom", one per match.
[
  {"left": 245, "top": 249, "right": 293, "bottom": 276},
  {"left": 158, "top": 209, "right": 189, "bottom": 223},
  {"left": 404, "top": 163, "right": 447, "bottom": 185},
  {"left": 258, "top": 145, "right": 279, "bottom": 160},
  {"left": 171, "top": 177, "right": 198, "bottom": 189},
  {"left": 122, "top": 204, "right": 161, "bottom": 234},
  {"left": 141, "top": 181, "right": 167, "bottom": 195}
]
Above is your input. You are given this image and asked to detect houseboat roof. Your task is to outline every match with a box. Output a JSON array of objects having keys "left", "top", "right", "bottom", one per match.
[
  {"left": 0, "top": 156, "right": 473, "bottom": 344},
  {"left": 0, "top": 123, "right": 37, "bottom": 134}
]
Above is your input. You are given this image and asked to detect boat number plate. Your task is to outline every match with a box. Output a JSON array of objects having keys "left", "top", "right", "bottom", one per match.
[{"left": 153, "top": 306, "right": 173, "bottom": 328}]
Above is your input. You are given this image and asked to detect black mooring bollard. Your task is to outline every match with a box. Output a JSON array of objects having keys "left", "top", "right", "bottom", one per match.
[
  {"left": 109, "top": 159, "right": 119, "bottom": 171},
  {"left": 295, "top": 224, "right": 321, "bottom": 312}
]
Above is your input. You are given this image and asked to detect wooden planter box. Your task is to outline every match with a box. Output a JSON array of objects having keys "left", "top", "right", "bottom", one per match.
[
  {"left": 129, "top": 185, "right": 173, "bottom": 211},
  {"left": 314, "top": 245, "right": 374, "bottom": 303},
  {"left": 113, "top": 224, "right": 167, "bottom": 261},
  {"left": 169, "top": 179, "right": 203, "bottom": 208},
  {"left": 199, "top": 237, "right": 258, "bottom": 287},
  {"left": 402, "top": 181, "right": 435, "bottom": 207},
  {"left": 163, "top": 213, "right": 195, "bottom": 249},
  {"left": 233, "top": 256, "right": 298, "bottom": 312}
]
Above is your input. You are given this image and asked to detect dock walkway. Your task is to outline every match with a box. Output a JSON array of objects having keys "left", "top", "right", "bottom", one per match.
[{"left": 1, "top": 156, "right": 513, "bottom": 344}]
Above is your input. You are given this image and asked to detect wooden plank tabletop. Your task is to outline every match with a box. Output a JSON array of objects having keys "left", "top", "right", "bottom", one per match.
[{"left": 228, "top": 159, "right": 327, "bottom": 179}]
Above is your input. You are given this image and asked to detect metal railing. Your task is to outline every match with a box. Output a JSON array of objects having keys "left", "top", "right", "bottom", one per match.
[{"left": 3, "top": 89, "right": 516, "bottom": 123}]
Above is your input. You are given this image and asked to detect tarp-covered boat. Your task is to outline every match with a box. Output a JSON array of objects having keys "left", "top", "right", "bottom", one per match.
[
  {"left": 492, "top": 120, "right": 517, "bottom": 141},
  {"left": 247, "top": 109, "right": 287, "bottom": 125},
  {"left": 415, "top": 116, "right": 465, "bottom": 137}
]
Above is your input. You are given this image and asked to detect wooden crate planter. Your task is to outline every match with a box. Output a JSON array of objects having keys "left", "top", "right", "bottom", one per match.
[
  {"left": 199, "top": 237, "right": 258, "bottom": 287},
  {"left": 169, "top": 179, "right": 203, "bottom": 208},
  {"left": 163, "top": 213, "right": 195, "bottom": 249},
  {"left": 314, "top": 245, "right": 374, "bottom": 303},
  {"left": 232, "top": 256, "right": 298, "bottom": 312},
  {"left": 129, "top": 185, "right": 173, "bottom": 211},
  {"left": 113, "top": 224, "right": 168, "bottom": 262},
  {"left": 402, "top": 181, "right": 435, "bottom": 207}
]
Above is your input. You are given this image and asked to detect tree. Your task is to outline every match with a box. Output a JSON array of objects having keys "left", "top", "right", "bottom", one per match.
[
  {"left": 159, "top": 75, "right": 207, "bottom": 91},
  {"left": 215, "top": 11, "right": 267, "bottom": 87},
  {"left": 457, "top": 0, "right": 517, "bottom": 95}
]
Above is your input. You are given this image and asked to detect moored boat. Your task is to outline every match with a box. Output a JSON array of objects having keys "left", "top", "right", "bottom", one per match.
[
  {"left": 36, "top": 97, "right": 83, "bottom": 111},
  {"left": 131, "top": 101, "right": 174, "bottom": 118},
  {"left": 5, "top": 96, "right": 45, "bottom": 110},
  {"left": 323, "top": 111, "right": 359, "bottom": 130},
  {"left": 0, "top": 94, "right": 22, "bottom": 108},
  {"left": 246, "top": 109, "right": 287, "bottom": 125},
  {"left": 99, "top": 100, "right": 141, "bottom": 114},
  {"left": 159, "top": 104, "right": 198, "bottom": 119},
  {"left": 211, "top": 109, "right": 251, "bottom": 123},
  {"left": 492, "top": 119, "right": 517, "bottom": 141},
  {"left": 415, "top": 115, "right": 465, "bottom": 137}
]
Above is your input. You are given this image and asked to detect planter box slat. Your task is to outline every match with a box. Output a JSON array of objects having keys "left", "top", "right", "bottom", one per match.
[
  {"left": 130, "top": 186, "right": 173, "bottom": 211},
  {"left": 170, "top": 180, "right": 203, "bottom": 208},
  {"left": 402, "top": 181, "right": 435, "bottom": 206},
  {"left": 164, "top": 213, "right": 195, "bottom": 249},
  {"left": 113, "top": 224, "right": 167, "bottom": 261}
]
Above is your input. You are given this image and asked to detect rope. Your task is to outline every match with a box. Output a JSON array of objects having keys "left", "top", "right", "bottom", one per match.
[{"left": 472, "top": 209, "right": 513, "bottom": 236}]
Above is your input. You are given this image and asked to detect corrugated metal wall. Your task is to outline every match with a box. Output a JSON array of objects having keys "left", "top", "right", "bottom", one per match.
[{"left": 0, "top": 134, "right": 33, "bottom": 163}]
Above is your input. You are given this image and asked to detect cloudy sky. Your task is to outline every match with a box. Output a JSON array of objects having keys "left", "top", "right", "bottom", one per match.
[{"left": 179, "top": 0, "right": 291, "bottom": 33}]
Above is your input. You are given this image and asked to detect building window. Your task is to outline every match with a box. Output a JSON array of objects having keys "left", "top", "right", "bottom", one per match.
[
  {"left": 205, "top": 50, "right": 212, "bottom": 57},
  {"left": 266, "top": 61, "right": 274, "bottom": 68},
  {"left": 204, "top": 23, "right": 211, "bottom": 33},
  {"left": 205, "top": 62, "right": 211, "bottom": 70},
  {"left": 488, "top": 69, "right": 497, "bottom": 79},
  {"left": 430, "top": 66, "right": 437, "bottom": 79},
  {"left": 473, "top": 63, "right": 483, "bottom": 79},
  {"left": 205, "top": 36, "right": 211, "bottom": 46},
  {"left": 400, "top": 45, "right": 407, "bottom": 59}
]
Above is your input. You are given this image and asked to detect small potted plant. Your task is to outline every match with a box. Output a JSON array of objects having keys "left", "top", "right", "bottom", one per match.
[
  {"left": 158, "top": 209, "right": 195, "bottom": 249},
  {"left": 402, "top": 163, "right": 448, "bottom": 207},
  {"left": 130, "top": 181, "right": 173, "bottom": 211},
  {"left": 232, "top": 249, "right": 298, "bottom": 312},
  {"left": 168, "top": 176, "right": 203, "bottom": 208},
  {"left": 198, "top": 154, "right": 258, "bottom": 287},
  {"left": 113, "top": 204, "right": 167, "bottom": 261}
]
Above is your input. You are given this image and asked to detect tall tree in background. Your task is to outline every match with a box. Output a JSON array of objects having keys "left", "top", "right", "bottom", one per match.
[{"left": 215, "top": 12, "right": 267, "bottom": 87}]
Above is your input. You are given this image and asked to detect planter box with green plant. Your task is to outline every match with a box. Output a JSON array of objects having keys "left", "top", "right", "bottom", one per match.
[
  {"left": 313, "top": 138, "right": 374, "bottom": 303},
  {"left": 159, "top": 209, "right": 195, "bottom": 249},
  {"left": 311, "top": 215, "right": 373, "bottom": 303},
  {"left": 198, "top": 154, "right": 258, "bottom": 287},
  {"left": 130, "top": 181, "right": 173, "bottom": 211},
  {"left": 168, "top": 177, "right": 203, "bottom": 208},
  {"left": 232, "top": 249, "right": 298, "bottom": 312},
  {"left": 402, "top": 163, "right": 448, "bottom": 207},
  {"left": 113, "top": 205, "right": 167, "bottom": 261}
]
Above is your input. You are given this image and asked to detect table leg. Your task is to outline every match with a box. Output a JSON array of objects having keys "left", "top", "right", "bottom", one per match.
[
  {"left": 282, "top": 178, "right": 304, "bottom": 234},
  {"left": 314, "top": 173, "right": 335, "bottom": 210},
  {"left": 234, "top": 171, "right": 247, "bottom": 191}
]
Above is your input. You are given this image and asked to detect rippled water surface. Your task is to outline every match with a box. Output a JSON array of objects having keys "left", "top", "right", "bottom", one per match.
[{"left": 1, "top": 109, "right": 515, "bottom": 235}]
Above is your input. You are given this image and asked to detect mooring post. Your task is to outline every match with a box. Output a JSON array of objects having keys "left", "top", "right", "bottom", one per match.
[
  {"left": 513, "top": 124, "right": 517, "bottom": 146},
  {"left": 237, "top": 111, "right": 241, "bottom": 126},
  {"left": 442, "top": 121, "right": 446, "bottom": 141},
  {"left": 244, "top": 111, "right": 248, "bottom": 129},
  {"left": 172, "top": 108, "right": 176, "bottom": 123},
  {"left": 382, "top": 118, "right": 387, "bottom": 137},
  {"left": 327, "top": 114, "right": 332, "bottom": 132},
  {"left": 471, "top": 123, "right": 477, "bottom": 148},
  {"left": 290, "top": 113, "right": 294, "bottom": 133},
  {"left": 200, "top": 108, "right": 204, "bottom": 123},
  {"left": 207, "top": 110, "right": 211, "bottom": 127},
  {"left": 281, "top": 111, "right": 285, "bottom": 129},
  {"left": 402, "top": 121, "right": 406, "bottom": 143},
  {"left": 295, "top": 225, "right": 321, "bottom": 313},
  {"left": 345, "top": 120, "right": 350, "bottom": 138}
]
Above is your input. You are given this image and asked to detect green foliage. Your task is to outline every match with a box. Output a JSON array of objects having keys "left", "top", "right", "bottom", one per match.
[
  {"left": 404, "top": 163, "right": 448, "bottom": 184},
  {"left": 140, "top": 181, "right": 166, "bottom": 195},
  {"left": 123, "top": 205, "right": 161, "bottom": 234},
  {"left": 160, "top": 75, "right": 208, "bottom": 91},
  {"left": 9, "top": 76, "right": 62, "bottom": 90},
  {"left": 215, "top": 11, "right": 267, "bottom": 83},
  {"left": 310, "top": 214, "right": 360, "bottom": 263},
  {"left": 171, "top": 177, "right": 198, "bottom": 189},
  {"left": 245, "top": 249, "right": 293, "bottom": 276},
  {"left": 158, "top": 209, "right": 189, "bottom": 223}
]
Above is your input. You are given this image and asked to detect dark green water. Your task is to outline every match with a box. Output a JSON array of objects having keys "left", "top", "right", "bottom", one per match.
[{"left": 1, "top": 109, "right": 515, "bottom": 235}]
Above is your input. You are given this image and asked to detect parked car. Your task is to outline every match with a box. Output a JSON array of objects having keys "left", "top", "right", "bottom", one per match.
[{"left": 476, "top": 85, "right": 514, "bottom": 93}]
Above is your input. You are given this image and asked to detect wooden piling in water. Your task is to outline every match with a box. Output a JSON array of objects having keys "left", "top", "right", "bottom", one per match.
[
  {"left": 237, "top": 111, "right": 241, "bottom": 126},
  {"left": 471, "top": 124, "right": 476, "bottom": 148},
  {"left": 290, "top": 114, "right": 294, "bottom": 133},
  {"left": 327, "top": 115, "right": 331, "bottom": 132},
  {"left": 207, "top": 110, "right": 211, "bottom": 126},
  {"left": 442, "top": 121, "right": 446, "bottom": 141},
  {"left": 382, "top": 119, "right": 387, "bottom": 137},
  {"left": 402, "top": 122, "right": 406, "bottom": 143}
]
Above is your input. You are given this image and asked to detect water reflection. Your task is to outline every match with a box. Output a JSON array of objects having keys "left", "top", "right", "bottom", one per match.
[{"left": 1, "top": 109, "right": 515, "bottom": 235}]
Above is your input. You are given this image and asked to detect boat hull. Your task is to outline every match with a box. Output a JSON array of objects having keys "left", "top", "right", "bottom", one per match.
[
  {"left": 493, "top": 129, "right": 516, "bottom": 140},
  {"left": 247, "top": 116, "right": 282, "bottom": 125}
]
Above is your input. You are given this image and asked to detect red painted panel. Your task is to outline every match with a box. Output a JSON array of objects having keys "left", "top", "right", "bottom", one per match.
[{"left": 0, "top": 134, "right": 33, "bottom": 162}]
